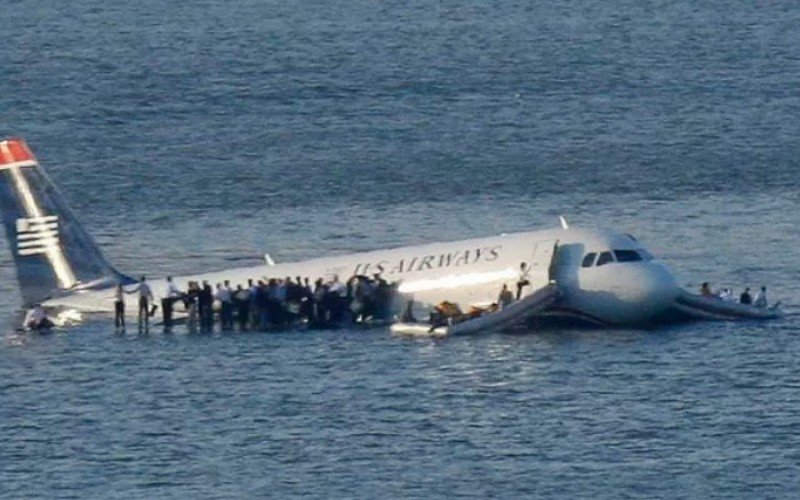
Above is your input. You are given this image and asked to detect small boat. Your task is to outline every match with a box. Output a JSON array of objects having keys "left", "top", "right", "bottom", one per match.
[{"left": 391, "top": 283, "right": 560, "bottom": 337}]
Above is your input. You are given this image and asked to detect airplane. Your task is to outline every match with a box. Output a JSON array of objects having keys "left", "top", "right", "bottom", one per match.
[{"left": 0, "top": 138, "right": 781, "bottom": 329}]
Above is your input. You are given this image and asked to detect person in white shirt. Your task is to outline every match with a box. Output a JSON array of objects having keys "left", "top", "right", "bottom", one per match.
[
  {"left": 234, "top": 284, "right": 250, "bottom": 330},
  {"left": 326, "top": 275, "right": 348, "bottom": 323},
  {"left": 754, "top": 286, "right": 768, "bottom": 308},
  {"left": 216, "top": 280, "right": 233, "bottom": 330},
  {"left": 129, "top": 276, "right": 154, "bottom": 330},
  {"left": 498, "top": 284, "right": 514, "bottom": 309},
  {"left": 161, "top": 276, "right": 182, "bottom": 329}
]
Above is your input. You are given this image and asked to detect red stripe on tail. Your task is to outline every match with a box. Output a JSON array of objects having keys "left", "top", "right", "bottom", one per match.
[{"left": 0, "top": 138, "right": 36, "bottom": 165}]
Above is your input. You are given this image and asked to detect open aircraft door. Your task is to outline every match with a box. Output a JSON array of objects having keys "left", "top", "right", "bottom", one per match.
[{"left": 525, "top": 240, "right": 559, "bottom": 292}]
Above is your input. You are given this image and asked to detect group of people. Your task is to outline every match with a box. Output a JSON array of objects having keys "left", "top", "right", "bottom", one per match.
[
  {"left": 114, "top": 273, "right": 398, "bottom": 332},
  {"left": 700, "top": 282, "right": 770, "bottom": 308}
]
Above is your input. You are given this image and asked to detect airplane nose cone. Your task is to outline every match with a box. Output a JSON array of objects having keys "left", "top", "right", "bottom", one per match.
[
  {"left": 582, "top": 261, "right": 680, "bottom": 324},
  {"left": 628, "top": 261, "right": 680, "bottom": 318},
  {"left": 570, "top": 260, "right": 682, "bottom": 325},
  {"left": 644, "top": 262, "right": 680, "bottom": 309}
]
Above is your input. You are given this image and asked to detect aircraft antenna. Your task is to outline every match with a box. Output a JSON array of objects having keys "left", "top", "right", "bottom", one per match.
[{"left": 559, "top": 216, "right": 569, "bottom": 230}]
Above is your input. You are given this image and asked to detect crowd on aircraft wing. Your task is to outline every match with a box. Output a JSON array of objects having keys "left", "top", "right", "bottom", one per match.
[
  {"left": 699, "top": 282, "right": 771, "bottom": 308},
  {"left": 114, "top": 274, "right": 399, "bottom": 332},
  {"left": 20, "top": 260, "right": 533, "bottom": 332}
]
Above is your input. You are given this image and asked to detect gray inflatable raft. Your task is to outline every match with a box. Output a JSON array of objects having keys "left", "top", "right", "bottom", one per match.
[{"left": 673, "top": 291, "right": 783, "bottom": 321}]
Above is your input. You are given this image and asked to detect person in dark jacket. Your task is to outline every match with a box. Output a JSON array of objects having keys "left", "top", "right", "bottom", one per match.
[
  {"left": 113, "top": 283, "right": 125, "bottom": 329},
  {"left": 198, "top": 281, "right": 214, "bottom": 330},
  {"left": 739, "top": 287, "right": 753, "bottom": 305},
  {"left": 256, "top": 281, "right": 271, "bottom": 330},
  {"left": 234, "top": 284, "right": 250, "bottom": 330},
  {"left": 218, "top": 280, "right": 234, "bottom": 330},
  {"left": 184, "top": 281, "right": 199, "bottom": 332}
]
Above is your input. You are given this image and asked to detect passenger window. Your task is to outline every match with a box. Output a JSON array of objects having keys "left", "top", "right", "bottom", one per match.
[
  {"left": 581, "top": 252, "right": 597, "bottom": 268},
  {"left": 596, "top": 251, "right": 615, "bottom": 266},
  {"left": 614, "top": 250, "right": 642, "bottom": 263}
]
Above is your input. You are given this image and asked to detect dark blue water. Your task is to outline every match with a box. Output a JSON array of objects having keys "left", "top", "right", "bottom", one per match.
[{"left": 2, "top": 1, "right": 799, "bottom": 497}]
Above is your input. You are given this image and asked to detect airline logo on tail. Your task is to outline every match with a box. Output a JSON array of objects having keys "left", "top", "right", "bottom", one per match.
[{"left": 16, "top": 215, "right": 61, "bottom": 256}]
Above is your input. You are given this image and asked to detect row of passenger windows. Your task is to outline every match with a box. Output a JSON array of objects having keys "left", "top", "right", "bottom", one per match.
[{"left": 581, "top": 249, "right": 653, "bottom": 268}]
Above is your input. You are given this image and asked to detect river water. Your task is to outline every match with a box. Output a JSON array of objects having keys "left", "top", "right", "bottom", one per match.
[{"left": 1, "top": 1, "right": 799, "bottom": 498}]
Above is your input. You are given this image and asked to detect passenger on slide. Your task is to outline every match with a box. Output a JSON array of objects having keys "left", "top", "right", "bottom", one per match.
[
  {"left": 516, "top": 262, "right": 530, "bottom": 300},
  {"left": 498, "top": 284, "right": 514, "bottom": 309},
  {"left": 700, "top": 282, "right": 714, "bottom": 297}
]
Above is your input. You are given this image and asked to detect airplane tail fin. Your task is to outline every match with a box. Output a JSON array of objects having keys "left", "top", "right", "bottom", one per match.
[{"left": 0, "top": 138, "right": 130, "bottom": 307}]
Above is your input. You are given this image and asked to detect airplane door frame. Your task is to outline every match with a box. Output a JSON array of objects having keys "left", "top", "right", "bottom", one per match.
[{"left": 526, "top": 239, "right": 559, "bottom": 290}]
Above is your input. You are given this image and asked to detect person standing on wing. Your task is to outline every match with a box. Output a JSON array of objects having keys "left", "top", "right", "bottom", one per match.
[
  {"left": 498, "top": 284, "right": 515, "bottom": 309},
  {"left": 113, "top": 283, "right": 125, "bottom": 329},
  {"left": 198, "top": 281, "right": 214, "bottom": 330},
  {"left": 516, "top": 262, "right": 530, "bottom": 300},
  {"left": 162, "top": 276, "right": 182, "bottom": 329},
  {"left": 128, "top": 276, "right": 154, "bottom": 331},
  {"left": 754, "top": 286, "right": 768, "bottom": 308}
]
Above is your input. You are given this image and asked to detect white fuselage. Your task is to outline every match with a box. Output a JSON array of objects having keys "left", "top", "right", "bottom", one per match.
[{"left": 44, "top": 226, "right": 680, "bottom": 326}]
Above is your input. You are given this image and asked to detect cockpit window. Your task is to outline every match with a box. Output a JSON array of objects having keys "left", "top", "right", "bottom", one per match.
[
  {"left": 596, "top": 251, "right": 615, "bottom": 266},
  {"left": 581, "top": 252, "right": 597, "bottom": 268},
  {"left": 614, "top": 249, "right": 643, "bottom": 263},
  {"left": 637, "top": 249, "right": 654, "bottom": 261}
]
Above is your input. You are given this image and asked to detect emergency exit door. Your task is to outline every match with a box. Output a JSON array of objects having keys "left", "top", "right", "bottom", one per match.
[{"left": 527, "top": 240, "right": 559, "bottom": 290}]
